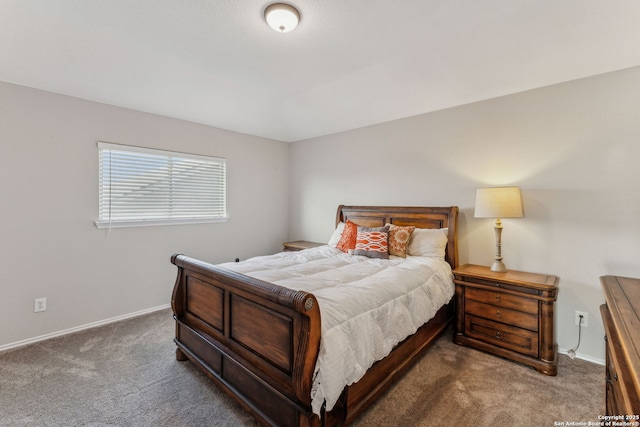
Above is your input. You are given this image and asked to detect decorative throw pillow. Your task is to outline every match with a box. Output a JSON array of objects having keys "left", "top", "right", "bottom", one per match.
[
  {"left": 386, "top": 224, "right": 416, "bottom": 258},
  {"left": 407, "top": 227, "right": 448, "bottom": 258},
  {"left": 354, "top": 226, "right": 390, "bottom": 259},
  {"left": 336, "top": 220, "right": 358, "bottom": 252},
  {"left": 328, "top": 222, "right": 345, "bottom": 246}
]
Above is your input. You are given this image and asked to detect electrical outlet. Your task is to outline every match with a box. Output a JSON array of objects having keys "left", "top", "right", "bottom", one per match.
[
  {"left": 34, "top": 297, "right": 46, "bottom": 313},
  {"left": 575, "top": 310, "right": 588, "bottom": 327}
]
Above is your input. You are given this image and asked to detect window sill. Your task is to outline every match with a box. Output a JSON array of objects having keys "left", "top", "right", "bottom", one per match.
[{"left": 94, "top": 217, "right": 229, "bottom": 229}]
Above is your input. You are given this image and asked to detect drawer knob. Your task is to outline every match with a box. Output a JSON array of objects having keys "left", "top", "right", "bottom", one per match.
[
  {"left": 495, "top": 331, "right": 502, "bottom": 340},
  {"left": 495, "top": 295, "right": 501, "bottom": 302},
  {"left": 495, "top": 310, "right": 502, "bottom": 318}
]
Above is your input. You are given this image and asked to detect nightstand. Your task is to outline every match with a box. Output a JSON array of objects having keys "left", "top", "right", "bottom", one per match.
[
  {"left": 282, "top": 240, "right": 324, "bottom": 252},
  {"left": 453, "top": 264, "right": 559, "bottom": 376}
]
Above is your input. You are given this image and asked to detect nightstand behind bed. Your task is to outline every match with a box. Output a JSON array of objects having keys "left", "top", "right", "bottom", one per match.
[{"left": 282, "top": 240, "right": 324, "bottom": 252}]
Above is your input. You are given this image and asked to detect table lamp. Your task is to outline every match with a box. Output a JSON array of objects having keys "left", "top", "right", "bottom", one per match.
[{"left": 474, "top": 187, "right": 524, "bottom": 272}]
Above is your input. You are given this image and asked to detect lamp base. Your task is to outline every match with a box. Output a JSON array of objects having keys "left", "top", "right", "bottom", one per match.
[{"left": 490, "top": 260, "right": 507, "bottom": 273}]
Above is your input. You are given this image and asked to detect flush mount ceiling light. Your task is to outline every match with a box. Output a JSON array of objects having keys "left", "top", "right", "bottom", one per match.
[{"left": 264, "top": 3, "right": 300, "bottom": 33}]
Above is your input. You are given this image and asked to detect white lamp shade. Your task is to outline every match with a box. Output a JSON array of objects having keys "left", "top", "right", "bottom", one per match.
[
  {"left": 474, "top": 187, "right": 524, "bottom": 219},
  {"left": 265, "top": 3, "right": 300, "bottom": 33}
]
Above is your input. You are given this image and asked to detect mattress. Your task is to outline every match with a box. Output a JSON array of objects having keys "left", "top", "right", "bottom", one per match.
[{"left": 218, "top": 245, "right": 454, "bottom": 414}]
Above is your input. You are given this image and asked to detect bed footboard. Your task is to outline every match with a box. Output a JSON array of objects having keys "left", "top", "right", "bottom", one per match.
[
  {"left": 171, "top": 205, "right": 458, "bottom": 426},
  {"left": 171, "top": 254, "right": 322, "bottom": 427}
]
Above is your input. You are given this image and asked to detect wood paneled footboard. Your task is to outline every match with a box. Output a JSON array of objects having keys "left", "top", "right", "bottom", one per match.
[
  {"left": 171, "top": 206, "right": 458, "bottom": 427},
  {"left": 171, "top": 251, "right": 453, "bottom": 427},
  {"left": 171, "top": 254, "right": 453, "bottom": 427},
  {"left": 171, "top": 253, "right": 322, "bottom": 427}
]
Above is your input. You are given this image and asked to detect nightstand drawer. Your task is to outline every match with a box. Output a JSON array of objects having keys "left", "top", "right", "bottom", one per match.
[
  {"left": 466, "top": 287, "right": 538, "bottom": 315},
  {"left": 465, "top": 300, "right": 539, "bottom": 331},
  {"left": 466, "top": 315, "right": 539, "bottom": 357},
  {"left": 458, "top": 276, "right": 540, "bottom": 296}
]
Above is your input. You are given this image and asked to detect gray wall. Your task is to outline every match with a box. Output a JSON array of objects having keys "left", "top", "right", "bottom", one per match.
[
  {"left": 0, "top": 81, "right": 290, "bottom": 348},
  {"left": 4, "top": 65, "right": 640, "bottom": 363},
  {"left": 289, "top": 66, "right": 640, "bottom": 363}
]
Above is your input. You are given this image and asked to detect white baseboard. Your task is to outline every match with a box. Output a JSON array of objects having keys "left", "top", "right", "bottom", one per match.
[
  {"left": 0, "top": 304, "right": 171, "bottom": 354},
  {"left": 558, "top": 347, "right": 605, "bottom": 366}
]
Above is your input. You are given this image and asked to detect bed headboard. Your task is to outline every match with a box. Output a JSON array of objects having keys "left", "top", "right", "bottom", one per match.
[{"left": 336, "top": 205, "right": 459, "bottom": 269}]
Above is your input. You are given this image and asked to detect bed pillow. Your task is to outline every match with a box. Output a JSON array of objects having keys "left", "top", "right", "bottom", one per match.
[
  {"left": 386, "top": 224, "right": 416, "bottom": 258},
  {"left": 407, "top": 227, "right": 448, "bottom": 258},
  {"left": 354, "top": 226, "right": 390, "bottom": 259},
  {"left": 336, "top": 220, "right": 358, "bottom": 252},
  {"left": 328, "top": 222, "right": 345, "bottom": 246}
]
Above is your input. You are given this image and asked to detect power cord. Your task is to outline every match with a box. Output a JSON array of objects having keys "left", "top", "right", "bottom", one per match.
[{"left": 567, "top": 314, "right": 583, "bottom": 359}]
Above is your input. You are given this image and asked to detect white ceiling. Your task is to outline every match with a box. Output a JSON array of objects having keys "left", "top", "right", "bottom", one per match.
[{"left": 2, "top": 1, "right": 640, "bottom": 142}]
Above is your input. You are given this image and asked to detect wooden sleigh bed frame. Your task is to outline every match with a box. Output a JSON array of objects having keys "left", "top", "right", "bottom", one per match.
[{"left": 171, "top": 205, "right": 459, "bottom": 427}]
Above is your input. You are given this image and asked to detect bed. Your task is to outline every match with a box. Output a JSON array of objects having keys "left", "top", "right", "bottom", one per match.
[{"left": 171, "top": 205, "right": 459, "bottom": 427}]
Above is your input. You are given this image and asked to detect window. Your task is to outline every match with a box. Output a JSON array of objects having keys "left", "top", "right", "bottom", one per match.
[{"left": 96, "top": 142, "right": 227, "bottom": 228}]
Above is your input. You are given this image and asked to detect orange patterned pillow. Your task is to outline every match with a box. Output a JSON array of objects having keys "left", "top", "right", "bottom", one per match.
[
  {"left": 387, "top": 224, "right": 416, "bottom": 258},
  {"left": 336, "top": 220, "right": 358, "bottom": 252},
  {"left": 354, "top": 226, "right": 390, "bottom": 259}
]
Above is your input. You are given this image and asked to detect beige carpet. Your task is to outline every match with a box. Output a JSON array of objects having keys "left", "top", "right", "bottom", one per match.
[
  {"left": 0, "top": 308, "right": 603, "bottom": 426},
  {"left": 353, "top": 330, "right": 604, "bottom": 426}
]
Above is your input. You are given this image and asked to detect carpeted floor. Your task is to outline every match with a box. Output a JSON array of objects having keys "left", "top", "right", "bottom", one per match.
[{"left": 0, "top": 308, "right": 604, "bottom": 426}]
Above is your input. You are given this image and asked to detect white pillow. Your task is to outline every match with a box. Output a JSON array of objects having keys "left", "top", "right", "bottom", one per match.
[
  {"left": 407, "top": 228, "right": 448, "bottom": 258},
  {"left": 328, "top": 222, "right": 345, "bottom": 246}
]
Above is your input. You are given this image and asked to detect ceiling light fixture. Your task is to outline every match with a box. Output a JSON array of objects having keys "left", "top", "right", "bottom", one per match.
[{"left": 264, "top": 3, "right": 300, "bottom": 33}]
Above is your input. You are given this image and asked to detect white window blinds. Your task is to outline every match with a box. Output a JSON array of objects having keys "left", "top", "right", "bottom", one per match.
[{"left": 96, "top": 142, "right": 227, "bottom": 228}]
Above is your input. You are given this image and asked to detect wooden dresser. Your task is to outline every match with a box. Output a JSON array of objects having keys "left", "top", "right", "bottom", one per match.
[
  {"left": 453, "top": 264, "right": 559, "bottom": 375},
  {"left": 600, "top": 275, "right": 640, "bottom": 416}
]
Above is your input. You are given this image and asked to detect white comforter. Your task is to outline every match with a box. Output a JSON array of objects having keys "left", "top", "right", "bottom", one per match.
[{"left": 218, "top": 245, "right": 454, "bottom": 415}]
